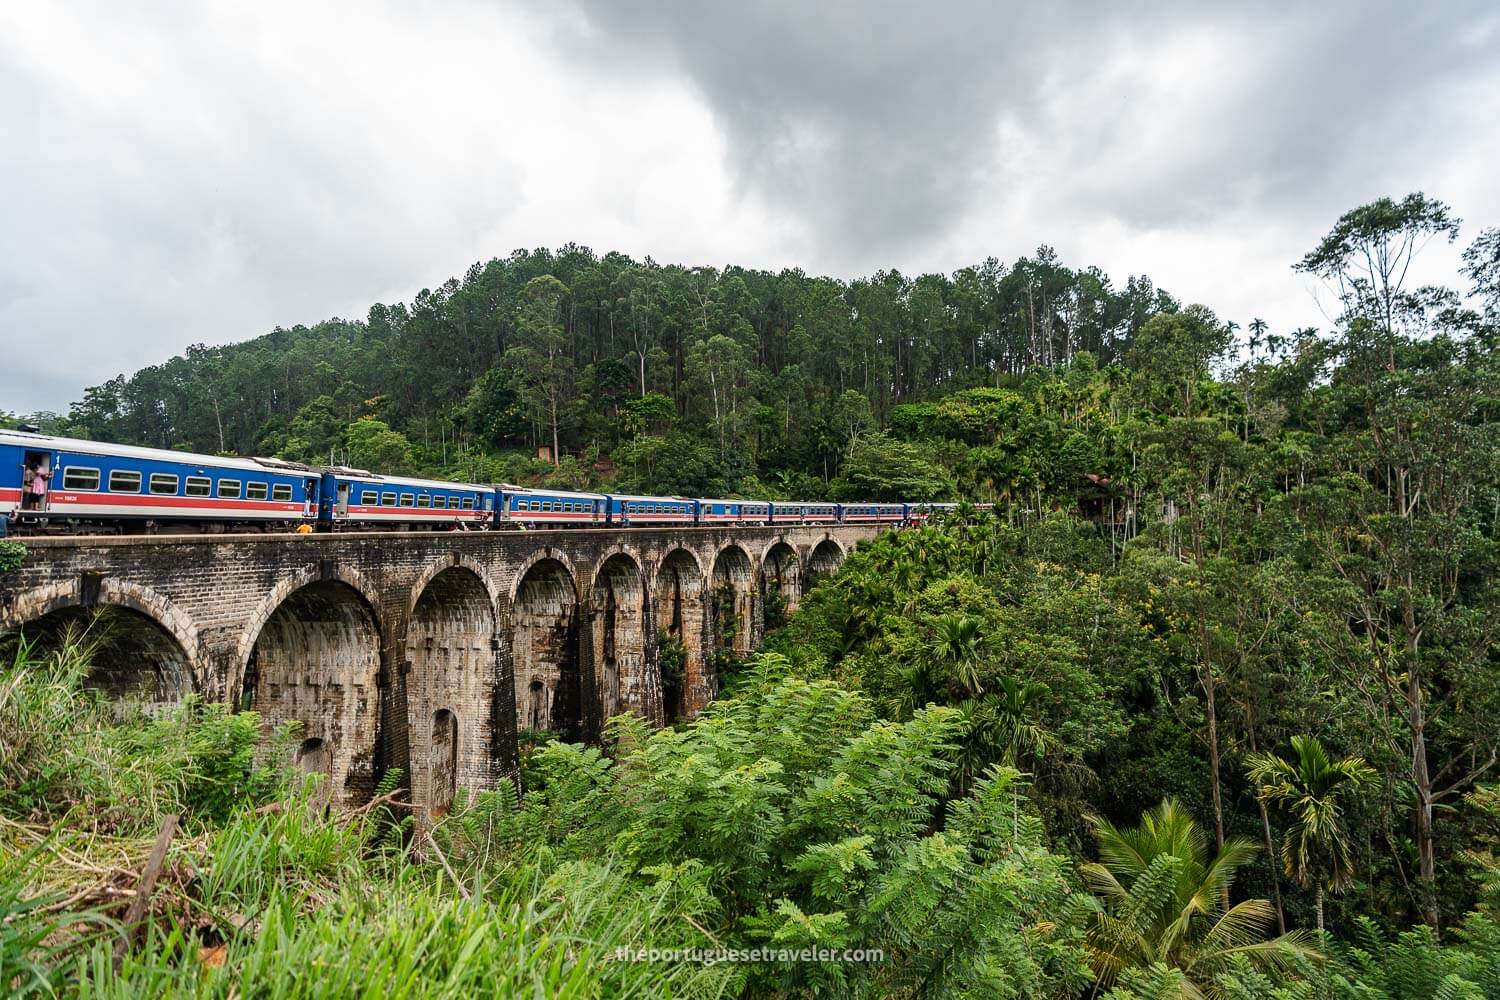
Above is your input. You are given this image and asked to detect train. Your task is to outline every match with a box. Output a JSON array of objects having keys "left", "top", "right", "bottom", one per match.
[{"left": 1, "top": 428, "right": 965, "bottom": 535}]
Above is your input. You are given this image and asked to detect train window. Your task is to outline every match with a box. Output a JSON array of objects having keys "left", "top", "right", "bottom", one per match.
[
  {"left": 108, "top": 469, "right": 142, "bottom": 493},
  {"left": 217, "top": 479, "right": 242, "bottom": 499},
  {"left": 483, "top": 497, "right": 492, "bottom": 511},
  {"left": 272, "top": 484, "right": 293, "bottom": 502},
  {"left": 381, "top": 491, "right": 396, "bottom": 506},
  {"left": 461, "top": 497, "right": 475, "bottom": 510},
  {"left": 433, "top": 496, "right": 446, "bottom": 509},
  {"left": 185, "top": 476, "right": 211, "bottom": 497},
  {"left": 417, "top": 495, "right": 431, "bottom": 508},
  {"left": 149, "top": 473, "right": 179, "bottom": 495},
  {"left": 399, "top": 493, "right": 414, "bottom": 506},
  {"left": 61, "top": 467, "right": 100, "bottom": 491},
  {"left": 361, "top": 490, "right": 377, "bottom": 504},
  {"left": 246, "top": 482, "right": 269, "bottom": 501}
]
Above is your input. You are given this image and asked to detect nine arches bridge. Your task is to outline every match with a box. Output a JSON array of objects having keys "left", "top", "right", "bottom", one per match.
[{"left": 0, "top": 524, "right": 881, "bottom": 815}]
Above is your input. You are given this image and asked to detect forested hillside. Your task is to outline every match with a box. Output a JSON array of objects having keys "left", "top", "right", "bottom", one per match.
[{"left": 26, "top": 243, "right": 1179, "bottom": 499}]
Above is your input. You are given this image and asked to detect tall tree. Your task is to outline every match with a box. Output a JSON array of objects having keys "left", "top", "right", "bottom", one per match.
[
  {"left": 504, "top": 275, "right": 573, "bottom": 464},
  {"left": 1247, "top": 736, "right": 1375, "bottom": 933}
]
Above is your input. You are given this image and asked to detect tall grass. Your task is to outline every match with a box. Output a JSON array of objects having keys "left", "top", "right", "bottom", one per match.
[{"left": 0, "top": 634, "right": 729, "bottom": 997}]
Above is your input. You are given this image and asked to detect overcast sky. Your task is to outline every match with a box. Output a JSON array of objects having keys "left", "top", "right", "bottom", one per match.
[{"left": 2, "top": 1, "right": 1498, "bottom": 413}]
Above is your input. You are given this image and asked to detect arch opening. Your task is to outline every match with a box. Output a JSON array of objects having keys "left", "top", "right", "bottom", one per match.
[
  {"left": 652, "top": 549, "right": 703, "bottom": 722},
  {"left": 807, "top": 539, "right": 845, "bottom": 590},
  {"left": 407, "top": 567, "right": 494, "bottom": 808},
  {"left": 591, "top": 554, "right": 648, "bottom": 723},
  {"left": 245, "top": 581, "right": 382, "bottom": 806},
  {"left": 711, "top": 545, "right": 756, "bottom": 657},
  {"left": 296, "top": 737, "right": 332, "bottom": 774},
  {"left": 761, "top": 542, "right": 802, "bottom": 626},
  {"left": 8, "top": 605, "right": 191, "bottom": 715},
  {"left": 430, "top": 709, "right": 458, "bottom": 816},
  {"left": 512, "top": 559, "right": 582, "bottom": 741}
]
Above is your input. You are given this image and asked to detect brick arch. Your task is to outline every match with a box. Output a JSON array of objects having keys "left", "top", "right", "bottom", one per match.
[
  {"left": 645, "top": 546, "right": 705, "bottom": 596},
  {"left": 759, "top": 539, "right": 803, "bottom": 617},
  {"left": 752, "top": 535, "right": 795, "bottom": 569},
  {"left": 710, "top": 543, "right": 756, "bottom": 657},
  {"left": 407, "top": 554, "right": 501, "bottom": 621},
  {"left": 591, "top": 550, "right": 650, "bottom": 723},
  {"left": 651, "top": 547, "right": 706, "bottom": 721},
  {"left": 590, "top": 543, "right": 648, "bottom": 580},
  {"left": 507, "top": 547, "right": 581, "bottom": 608},
  {"left": 511, "top": 553, "right": 585, "bottom": 741},
  {"left": 406, "top": 566, "right": 495, "bottom": 821},
  {"left": 711, "top": 542, "right": 755, "bottom": 581},
  {"left": 812, "top": 535, "right": 847, "bottom": 560},
  {"left": 806, "top": 537, "right": 846, "bottom": 586},
  {"left": 1, "top": 577, "right": 202, "bottom": 673},
  {"left": 240, "top": 572, "right": 385, "bottom": 806},
  {"left": 234, "top": 563, "right": 385, "bottom": 671}
]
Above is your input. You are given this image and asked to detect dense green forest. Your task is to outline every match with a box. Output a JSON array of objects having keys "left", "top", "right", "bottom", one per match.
[
  {"left": 6, "top": 193, "right": 1500, "bottom": 997},
  {"left": 13, "top": 237, "right": 1181, "bottom": 500}
]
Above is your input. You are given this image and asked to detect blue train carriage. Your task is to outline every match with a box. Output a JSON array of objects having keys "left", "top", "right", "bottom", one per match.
[
  {"left": 698, "top": 499, "right": 770, "bottom": 526},
  {"left": 771, "top": 501, "right": 839, "bottom": 525},
  {"left": 908, "top": 502, "right": 959, "bottom": 523},
  {"left": 606, "top": 494, "right": 697, "bottom": 527},
  {"left": 497, "top": 487, "right": 607, "bottom": 528},
  {"left": 2, "top": 429, "right": 316, "bottom": 532},
  {"left": 327, "top": 468, "right": 493, "bottom": 529},
  {"left": 840, "top": 502, "right": 907, "bottom": 524}
]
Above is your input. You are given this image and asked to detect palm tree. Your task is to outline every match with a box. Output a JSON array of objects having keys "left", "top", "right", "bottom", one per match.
[
  {"left": 1245, "top": 736, "right": 1375, "bottom": 934},
  {"left": 1084, "top": 799, "right": 1318, "bottom": 997},
  {"left": 931, "top": 613, "right": 985, "bottom": 694},
  {"left": 992, "top": 675, "right": 1051, "bottom": 767}
]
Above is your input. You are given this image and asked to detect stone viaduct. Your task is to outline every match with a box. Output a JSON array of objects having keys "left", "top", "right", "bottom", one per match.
[{"left": 0, "top": 525, "right": 880, "bottom": 815}]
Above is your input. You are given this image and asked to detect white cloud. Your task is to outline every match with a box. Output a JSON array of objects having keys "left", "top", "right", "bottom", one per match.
[{"left": 1, "top": 1, "right": 1497, "bottom": 412}]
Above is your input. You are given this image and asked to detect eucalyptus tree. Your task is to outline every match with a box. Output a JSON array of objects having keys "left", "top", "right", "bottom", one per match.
[{"left": 503, "top": 274, "right": 573, "bottom": 464}]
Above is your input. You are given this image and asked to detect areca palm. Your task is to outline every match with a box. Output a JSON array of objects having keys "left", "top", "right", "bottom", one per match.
[
  {"left": 931, "top": 612, "right": 985, "bottom": 694},
  {"left": 993, "top": 674, "right": 1051, "bottom": 767},
  {"left": 1084, "top": 799, "right": 1318, "bottom": 998},
  {"left": 1246, "top": 735, "right": 1375, "bottom": 933}
]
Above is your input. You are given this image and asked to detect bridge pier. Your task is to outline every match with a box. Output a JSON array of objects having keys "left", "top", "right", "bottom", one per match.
[{"left": 0, "top": 525, "right": 878, "bottom": 811}]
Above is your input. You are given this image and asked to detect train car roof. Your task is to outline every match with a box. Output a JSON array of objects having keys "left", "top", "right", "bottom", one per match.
[
  {"left": 611, "top": 493, "right": 694, "bottom": 503},
  {"left": 697, "top": 497, "right": 768, "bottom": 505},
  {"left": 0, "top": 429, "right": 313, "bottom": 476},
  {"left": 500, "top": 485, "right": 608, "bottom": 501}
]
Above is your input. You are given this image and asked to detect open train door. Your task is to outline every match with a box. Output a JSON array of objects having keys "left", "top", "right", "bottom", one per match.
[{"left": 21, "top": 450, "right": 52, "bottom": 513}]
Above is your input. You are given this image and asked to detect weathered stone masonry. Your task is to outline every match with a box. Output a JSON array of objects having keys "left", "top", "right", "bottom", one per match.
[{"left": 0, "top": 525, "right": 878, "bottom": 813}]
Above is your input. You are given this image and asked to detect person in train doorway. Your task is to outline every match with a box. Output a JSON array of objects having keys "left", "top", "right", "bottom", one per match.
[{"left": 20, "top": 455, "right": 50, "bottom": 510}]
